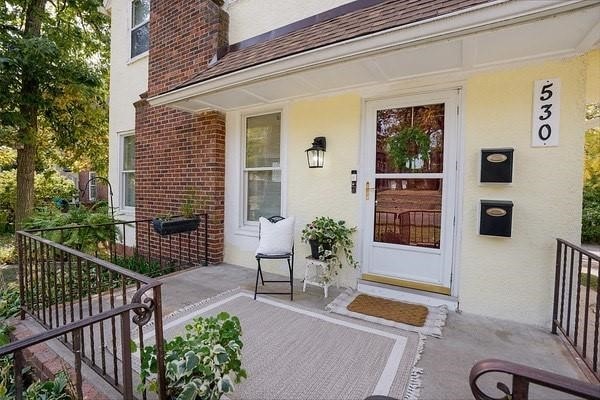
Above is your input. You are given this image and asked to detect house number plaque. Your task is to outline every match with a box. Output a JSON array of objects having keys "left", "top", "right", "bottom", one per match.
[{"left": 531, "top": 78, "right": 560, "bottom": 147}]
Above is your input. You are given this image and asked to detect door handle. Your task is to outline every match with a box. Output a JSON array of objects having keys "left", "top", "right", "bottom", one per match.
[{"left": 366, "top": 181, "right": 376, "bottom": 200}]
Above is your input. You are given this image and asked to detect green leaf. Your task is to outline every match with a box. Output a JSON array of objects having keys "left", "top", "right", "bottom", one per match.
[
  {"left": 130, "top": 340, "right": 138, "bottom": 353},
  {"left": 177, "top": 382, "right": 199, "bottom": 400},
  {"left": 185, "top": 351, "right": 199, "bottom": 371}
]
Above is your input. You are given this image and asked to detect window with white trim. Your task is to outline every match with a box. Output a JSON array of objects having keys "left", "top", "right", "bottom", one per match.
[
  {"left": 243, "top": 112, "right": 281, "bottom": 223},
  {"left": 88, "top": 172, "right": 97, "bottom": 202},
  {"left": 130, "top": 0, "right": 150, "bottom": 58},
  {"left": 121, "top": 134, "right": 135, "bottom": 208}
]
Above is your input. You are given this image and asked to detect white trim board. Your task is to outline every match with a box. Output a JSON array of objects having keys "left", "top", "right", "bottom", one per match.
[
  {"left": 149, "top": 1, "right": 598, "bottom": 111},
  {"left": 142, "top": 291, "right": 409, "bottom": 397}
]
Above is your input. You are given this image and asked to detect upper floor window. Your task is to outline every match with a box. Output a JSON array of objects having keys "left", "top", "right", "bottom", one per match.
[
  {"left": 243, "top": 112, "right": 281, "bottom": 223},
  {"left": 131, "top": 0, "right": 150, "bottom": 58}
]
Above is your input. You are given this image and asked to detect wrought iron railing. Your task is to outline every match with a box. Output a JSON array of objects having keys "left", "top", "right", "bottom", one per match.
[
  {"left": 13, "top": 231, "right": 167, "bottom": 399},
  {"left": 1, "top": 301, "right": 162, "bottom": 400},
  {"left": 27, "top": 214, "right": 209, "bottom": 270},
  {"left": 552, "top": 238, "right": 600, "bottom": 381},
  {"left": 470, "top": 359, "right": 599, "bottom": 400},
  {"left": 374, "top": 210, "right": 441, "bottom": 248}
]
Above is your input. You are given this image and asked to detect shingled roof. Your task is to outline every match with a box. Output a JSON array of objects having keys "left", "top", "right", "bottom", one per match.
[{"left": 178, "top": 0, "right": 494, "bottom": 89}]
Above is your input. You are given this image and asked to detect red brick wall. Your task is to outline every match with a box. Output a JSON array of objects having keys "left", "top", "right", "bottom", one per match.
[
  {"left": 147, "top": 0, "right": 228, "bottom": 97},
  {"left": 78, "top": 171, "right": 108, "bottom": 204},
  {"left": 135, "top": 0, "right": 228, "bottom": 264}
]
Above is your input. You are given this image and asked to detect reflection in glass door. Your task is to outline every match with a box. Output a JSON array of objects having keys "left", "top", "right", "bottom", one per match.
[
  {"left": 362, "top": 92, "right": 458, "bottom": 293},
  {"left": 374, "top": 104, "right": 445, "bottom": 249}
]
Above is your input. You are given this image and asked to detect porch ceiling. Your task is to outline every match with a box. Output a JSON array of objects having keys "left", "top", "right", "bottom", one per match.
[{"left": 150, "top": 2, "right": 600, "bottom": 113}]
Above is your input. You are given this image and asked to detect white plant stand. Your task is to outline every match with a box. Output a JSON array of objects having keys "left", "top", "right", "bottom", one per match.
[{"left": 303, "top": 257, "right": 332, "bottom": 298}]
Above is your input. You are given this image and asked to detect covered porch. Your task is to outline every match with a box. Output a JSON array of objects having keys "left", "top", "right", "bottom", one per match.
[{"left": 152, "top": 263, "right": 592, "bottom": 399}]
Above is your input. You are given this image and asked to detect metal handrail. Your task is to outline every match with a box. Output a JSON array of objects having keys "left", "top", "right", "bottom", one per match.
[
  {"left": 17, "top": 230, "right": 157, "bottom": 284},
  {"left": 0, "top": 303, "right": 147, "bottom": 357},
  {"left": 552, "top": 238, "right": 599, "bottom": 381},
  {"left": 1, "top": 302, "right": 150, "bottom": 400},
  {"left": 556, "top": 238, "right": 600, "bottom": 261},
  {"left": 16, "top": 232, "right": 168, "bottom": 399},
  {"left": 470, "top": 359, "right": 600, "bottom": 400}
]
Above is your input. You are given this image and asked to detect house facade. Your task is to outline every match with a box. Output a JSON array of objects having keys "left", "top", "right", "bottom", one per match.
[{"left": 105, "top": 0, "right": 600, "bottom": 326}]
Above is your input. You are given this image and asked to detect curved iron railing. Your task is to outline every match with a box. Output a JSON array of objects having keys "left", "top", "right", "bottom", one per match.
[
  {"left": 15, "top": 231, "right": 167, "bottom": 399},
  {"left": 470, "top": 359, "right": 600, "bottom": 400}
]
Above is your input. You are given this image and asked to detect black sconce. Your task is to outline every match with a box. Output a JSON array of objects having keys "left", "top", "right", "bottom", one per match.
[
  {"left": 351, "top": 170, "right": 357, "bottom": 193},
  {"left": 306, "top": 136, "right": 326, "bottom": 168}
]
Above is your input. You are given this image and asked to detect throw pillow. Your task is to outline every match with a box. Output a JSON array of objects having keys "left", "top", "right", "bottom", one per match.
[{"left": 256, "top": 216, "right": 295, "bottom": 255}]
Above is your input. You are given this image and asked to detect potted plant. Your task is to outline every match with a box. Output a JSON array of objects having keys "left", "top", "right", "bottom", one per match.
[
  {"left": 152, "top": 192, "right": 202, "bottom": 236},
  {"left": 387, "top": 125, "right": 431, "bottom": 171},
  {"left": 301, "top": 217, "right": 358, "bottom": 280}
]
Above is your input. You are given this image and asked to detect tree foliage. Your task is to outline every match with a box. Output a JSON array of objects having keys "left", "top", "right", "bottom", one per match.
[
  {"left": 584, "top": 127, "right": 599, "bottom": 188},
  {"left": 0, "top": 0, "right": 110, "bottom": 224}
]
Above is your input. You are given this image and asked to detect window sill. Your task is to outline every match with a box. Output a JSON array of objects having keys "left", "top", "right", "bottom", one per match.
[
  {"left": 115, "top": 208, "right": 135, "bottom": 220},
  {"left": 234, "top": 225, "right": 259, "bottom": 238},
  {"left": 127, "top": 52, "right": 148, "bottom": 65}
]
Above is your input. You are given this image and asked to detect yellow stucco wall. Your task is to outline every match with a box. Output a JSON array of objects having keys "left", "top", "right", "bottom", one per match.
[
  {"left": 223, "top": 94, "right": 363, "bottom": 287},
  {"left": 459, "top": 55, "right": 587, "bottom": 325},
  {"left": 286, "top": 95, "right": 363, "bottom": 287},
  {"left": 224, "top": 53, "right": 591, "bottom": 325},
  {"left": 585, "top": 49, "right": 599, "bottom": 104}
]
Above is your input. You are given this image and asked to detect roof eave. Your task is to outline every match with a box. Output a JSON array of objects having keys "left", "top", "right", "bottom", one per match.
[{"left": 148, "top": 0, "right": 590, "bottom": 109}]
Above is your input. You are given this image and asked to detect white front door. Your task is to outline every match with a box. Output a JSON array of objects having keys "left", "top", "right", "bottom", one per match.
[{"left": 361, "top": 91, "right": 459, "bottom": 294}]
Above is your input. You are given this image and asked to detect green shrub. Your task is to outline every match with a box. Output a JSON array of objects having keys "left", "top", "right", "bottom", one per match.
[
  {"left": 582, "top": 183, "right": 600, "bottom": 244},
  {"left": 137, "top": 312, "right": 246, "bottom": 400},
  {"left": 0, "top": 283, "right": 19, "bottom": 321},
  {"left": 23, "top": 371, "right": 73, "bottom": 400},
  {"left": 0, "top": 235, "right": 16, "bottom": 265},
  {"left": 24, "top": 204, "right": 118, "bottom": 254},
  {"left": 115, "top": 255, "right": 176, "bottom": 278},
  {"left": 0, "top": 169, "right": 76, "bottom": 225}
]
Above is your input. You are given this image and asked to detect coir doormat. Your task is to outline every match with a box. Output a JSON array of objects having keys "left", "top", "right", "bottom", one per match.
[
  {"left": 348, "top": 294, "right": 429, "bottom": 327},
  {"left": 327, "top": 288, "right": 448, "bottom": 337}
]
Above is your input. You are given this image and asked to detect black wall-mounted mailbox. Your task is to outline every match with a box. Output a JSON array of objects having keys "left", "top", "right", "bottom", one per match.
[
  {"left": 480, "top": 200, "right": 513, "bottom": 237},
  {"left": 481, "top": 148, "right": 514, "bottom": 183}
]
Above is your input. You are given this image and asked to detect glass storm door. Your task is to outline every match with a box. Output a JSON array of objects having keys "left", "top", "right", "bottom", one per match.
[{"left": 362, "top": 92, "right": 459, "bottom": 294}]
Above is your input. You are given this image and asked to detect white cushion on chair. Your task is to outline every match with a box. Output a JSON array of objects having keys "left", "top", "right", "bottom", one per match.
[{"left": 256, "top": 216, "right": 295, "bottom": 255}]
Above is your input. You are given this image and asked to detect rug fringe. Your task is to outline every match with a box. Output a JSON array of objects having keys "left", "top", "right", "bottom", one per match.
[
  {"left": 141, "top": 287, "right": 242, "bottom": 331},
  {"left": 404, "top": 333, "right": 426, "bottom": 400}
]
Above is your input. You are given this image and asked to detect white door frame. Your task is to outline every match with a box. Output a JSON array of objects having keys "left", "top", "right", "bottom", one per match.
[{"left": 358, "top": 89, "right": 463, "bottom": 294}]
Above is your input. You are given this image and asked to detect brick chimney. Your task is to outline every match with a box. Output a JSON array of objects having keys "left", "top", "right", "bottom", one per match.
[
  {"left": 148, "top": 0, "right": 228, "bottom": 96},
  {"left": 134, "top": 0, "right": 228, "bottom": 264}
]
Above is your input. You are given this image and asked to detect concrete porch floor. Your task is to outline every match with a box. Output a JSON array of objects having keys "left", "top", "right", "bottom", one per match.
[{"left": 158, "top": 263, "right": 592, "bottom": 400}]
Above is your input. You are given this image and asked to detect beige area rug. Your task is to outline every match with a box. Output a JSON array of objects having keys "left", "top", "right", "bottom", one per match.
[
  {"left": 135, "top": 288, "right": 425, "bottom": 400},
  {"left": 326, "top": 289, "right": 447, "bottom": 338}
]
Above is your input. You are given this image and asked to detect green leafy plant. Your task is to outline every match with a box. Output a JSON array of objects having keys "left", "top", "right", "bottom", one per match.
[
  {"left": 137, "top": 312, "right": 246, "bottom": 400},
  {"left": 0, "top": 283, "right": 19, "bottom": 321},
  {"left": 387, "top": 126, "right": 431, "bottom": 170},
  {"left": 22, "top": 371, "right": 73, "bottom": 400},
  {"left": 114, "top": 255, "right": 176, "bottom": 278},
  {"left": 0, "top": 235, "right": 16, "bottom": 265},
  {"left": 301, "top": 217, "right": 358, "bottom": 281},
  {"left": 23, "top": 203, "right": 118, "bottom": 254},
  {"left": 0, "top": 169, "right": 76, "bottom": 228}
]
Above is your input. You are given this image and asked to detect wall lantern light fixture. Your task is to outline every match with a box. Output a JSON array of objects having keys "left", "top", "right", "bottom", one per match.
[{"left": 306, "top": 136, "right": 326, "bottom": 168}]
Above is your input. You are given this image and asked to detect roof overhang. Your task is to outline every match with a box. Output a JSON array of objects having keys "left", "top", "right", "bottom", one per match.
[{"left": 149, "top": 0, "right": 600, "bottom": 112}]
